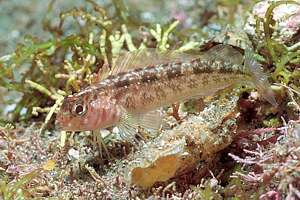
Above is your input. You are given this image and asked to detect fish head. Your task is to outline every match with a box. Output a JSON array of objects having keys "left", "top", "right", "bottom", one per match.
[{"left": 56, "top": 91, "right": 121, "bottom": 131}]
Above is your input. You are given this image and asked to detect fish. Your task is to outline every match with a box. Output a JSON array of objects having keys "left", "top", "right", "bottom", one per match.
[{"left": 55, "top": 45, "right": 277, "bottom": 141}]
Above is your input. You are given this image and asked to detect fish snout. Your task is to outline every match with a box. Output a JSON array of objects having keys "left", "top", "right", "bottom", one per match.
[{"left": 55, "top": 118, "right": 63, "bottom": 130}]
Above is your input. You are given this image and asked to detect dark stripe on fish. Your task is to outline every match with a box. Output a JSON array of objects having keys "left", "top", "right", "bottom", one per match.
[{"left": 88, "top": 58, "right": 246, "bottom": 95}]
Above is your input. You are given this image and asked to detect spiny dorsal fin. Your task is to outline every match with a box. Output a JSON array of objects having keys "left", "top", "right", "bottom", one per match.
[
  {"left": 99, "top": 49, "right": 199, "bottom": 80},
  {"left": 202, "top": 44, "right": 243, "bottom": 65},
  {"left": 97, "top": 63, "right": 110, "bottom": 81}
]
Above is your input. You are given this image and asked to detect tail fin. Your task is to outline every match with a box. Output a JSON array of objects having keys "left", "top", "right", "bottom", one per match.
[{"left": 244, "top": 50, "right": 278, "bottom": 107}]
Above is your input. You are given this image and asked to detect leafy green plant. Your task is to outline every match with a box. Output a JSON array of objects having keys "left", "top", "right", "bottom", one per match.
[{"left": 256, "top": 1, "right": 300, "bottom": 84}]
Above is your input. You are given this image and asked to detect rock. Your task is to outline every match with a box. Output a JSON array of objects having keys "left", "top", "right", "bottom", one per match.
[{"left": 125, "top": 92, "right": 239, "bottom": 188}]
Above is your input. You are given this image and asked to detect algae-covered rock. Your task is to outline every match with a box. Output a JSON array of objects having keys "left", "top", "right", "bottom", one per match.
[{"left": 125, "top": 93, "right": 239, "bottom": 188}]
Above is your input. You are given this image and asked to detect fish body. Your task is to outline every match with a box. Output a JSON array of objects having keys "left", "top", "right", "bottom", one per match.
[
  {"left": 98, "top": 58, "right": 245, "bottom": 112},
  {"left": 56, "top": 45, "right": 276, "bottom": 140}
]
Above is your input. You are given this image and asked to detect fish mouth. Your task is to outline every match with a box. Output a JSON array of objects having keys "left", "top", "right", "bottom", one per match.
[
  {"left": 55, "top": 119, "right": 63, "bottom": 130},
  {"left": 55, "top": 118, "right": 77, "bottom": 131}
]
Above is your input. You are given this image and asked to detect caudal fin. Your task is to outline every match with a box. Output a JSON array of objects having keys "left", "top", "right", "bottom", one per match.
[{"left": 244, "top": 50, "right": 278, "bottom": 107}]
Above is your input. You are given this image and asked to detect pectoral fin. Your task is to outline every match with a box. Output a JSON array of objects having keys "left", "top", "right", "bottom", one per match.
[{"left": 117, "top": 109, "right": 163, "bottom": 142}]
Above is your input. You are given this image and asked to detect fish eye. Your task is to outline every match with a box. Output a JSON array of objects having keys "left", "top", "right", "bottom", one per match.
[{"left": 72, "top": 104, "right": 87, "bottom": 116}]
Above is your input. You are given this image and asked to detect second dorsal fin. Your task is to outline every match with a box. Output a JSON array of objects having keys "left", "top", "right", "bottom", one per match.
[{"left": 202, "top": 44, "right": 243, "bottom": 65}]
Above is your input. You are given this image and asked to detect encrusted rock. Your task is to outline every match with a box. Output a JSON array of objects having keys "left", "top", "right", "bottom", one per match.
[{"left": 124, "top": 93, "right": 239, "bottom": 188}]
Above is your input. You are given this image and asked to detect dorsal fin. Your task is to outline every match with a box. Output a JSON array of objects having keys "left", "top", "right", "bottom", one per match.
[
  {"left": 202, "top": 44, "right": 243, "bottom": 65},
  {"left": 97, "top": 49, "right": 200, "bottom": 81},
  {"left": 244, "top": 50, "right": 278, "bottom": 107},
  {"left": 97, "top": 63, "right": 110, "bottom": 81}
]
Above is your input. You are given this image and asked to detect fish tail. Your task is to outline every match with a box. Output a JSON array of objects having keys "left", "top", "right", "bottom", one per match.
[{"left": 244, "top": 50, "right": 278, "bottom": 107}]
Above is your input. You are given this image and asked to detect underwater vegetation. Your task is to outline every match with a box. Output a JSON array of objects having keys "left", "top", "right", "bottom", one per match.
[{"left": 1, "top": 0, "right": 300, "bottom": 199}]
